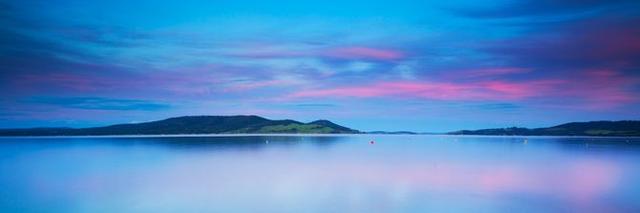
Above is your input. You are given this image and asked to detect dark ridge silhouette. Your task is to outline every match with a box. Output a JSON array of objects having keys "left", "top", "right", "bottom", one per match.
[
  {"left": 0, "top": 115, "right": 360, "bottom": 136},
  {"left": 449, "top": 120, "right": 640, "bottom": 136}
]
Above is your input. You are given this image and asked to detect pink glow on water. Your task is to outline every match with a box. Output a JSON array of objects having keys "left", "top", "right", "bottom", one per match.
[
  {"left": 5, "top": 136, "right": 638, "bottom": 212},
  {"left": 111, "top": 151, "right": 623, "bottom": 211},
  {"left": 563, "top": 159, "right": 620, "bottom": 202}
]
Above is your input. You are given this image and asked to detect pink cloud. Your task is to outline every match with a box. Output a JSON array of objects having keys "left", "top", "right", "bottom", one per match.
[
  {"left": 224, "top": 50, "right": 307, "bottom": 59},
  {"left": 288, "top": 80, "right": 561, "bottom": 101},
  {"left": 223, "top": 45, "right": 405, "bottom": 61},
  {"left": 324, "top": 47, "right": 405, "bottom": 60},
  {"left": 15, "top": 73, "right": 120, "bottom": 93},
  {"left": 459, "top": 67, "right": 531, "bottom": 78},
  {"left": 548, "top": 69, "right": 638, "bottom": 110},
  {"left": 223, "top": 79, "right": 303, "bottom": 92},
  {"left": 287, "top": 68, "right": 638, "bottom": 110}
]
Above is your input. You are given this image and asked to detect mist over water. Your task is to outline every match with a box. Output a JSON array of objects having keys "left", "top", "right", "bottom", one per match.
[{"left": 1, "top": 135, "right": 640, "bottom": 212}]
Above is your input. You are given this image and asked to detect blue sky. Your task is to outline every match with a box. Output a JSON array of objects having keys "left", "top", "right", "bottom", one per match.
[{"left": 1, "top": 0, "right": 639, "bottom": 132}]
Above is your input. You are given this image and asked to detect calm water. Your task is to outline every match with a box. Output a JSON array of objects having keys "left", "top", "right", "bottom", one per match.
[{"left": 1, "top": 135, "right": 640, "bottom": 212}]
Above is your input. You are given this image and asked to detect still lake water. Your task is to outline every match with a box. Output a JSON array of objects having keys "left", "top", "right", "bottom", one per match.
[{"left": 1, "top": 135, "right": 640, "bottom": 212}]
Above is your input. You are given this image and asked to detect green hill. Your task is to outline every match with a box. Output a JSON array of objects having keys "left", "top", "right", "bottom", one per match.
[
  {"left": 0, "top": 115, "right": 360, "bottom": 136},
  {"left": 449, "top": 121, "right": 640, "bottom": 136}
]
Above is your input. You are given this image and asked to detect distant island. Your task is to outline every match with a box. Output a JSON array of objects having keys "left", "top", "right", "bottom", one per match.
[
  {"left": 449, "top": 121, "right": 640, "bottom": 137},
  {"left": 0, "top": 115, "right": 360, "bottom": 136}
]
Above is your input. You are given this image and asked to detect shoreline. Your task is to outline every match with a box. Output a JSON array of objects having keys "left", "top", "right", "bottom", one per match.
[{"left": 1, "top": 134, "right": 640, "bottom": 139}]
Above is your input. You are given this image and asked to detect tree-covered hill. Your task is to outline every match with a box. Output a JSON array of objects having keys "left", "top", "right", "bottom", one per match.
[{"left": 0, "top": 115, "right": 360, "bottom": 136}]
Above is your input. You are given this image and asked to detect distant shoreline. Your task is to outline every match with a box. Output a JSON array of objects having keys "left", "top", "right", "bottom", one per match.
[
  {"left": 2, "top": 133, "right": 639, "bottom": 139},
  {"left": 2, "top": 116, "right": 639, "bottom": 137}
]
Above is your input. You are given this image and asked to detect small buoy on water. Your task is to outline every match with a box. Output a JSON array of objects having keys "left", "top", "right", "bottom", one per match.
[
  {"left": 265, "top": 140, "right": 269, "bottom": 144},
  {"left": 370, "top": 141, "right": 375, "bottom": 144}
]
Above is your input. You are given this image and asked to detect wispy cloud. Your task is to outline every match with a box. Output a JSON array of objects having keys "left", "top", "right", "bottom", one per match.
[
  {"left": 23, "top": 97, "right": 171, "bottom": 111},
  {"left": 287, "top": 80, "right": 561, "bottom": 101},
  {"left": 287, "top": 68, "right": 639, "bottom": 110},
  {"left": 293, "top": 103, "right": 337, "bottom": 108},
  {"left": 222, "top": 45, "right": 405, "bottom": 61},
  {"left": 322, "top": 47, "right": 405, "bottom": 61}
]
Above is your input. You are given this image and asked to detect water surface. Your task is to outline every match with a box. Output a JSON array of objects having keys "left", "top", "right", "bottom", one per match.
[{"left": 1, "top": 135, "right": 639, "bottom": 212}]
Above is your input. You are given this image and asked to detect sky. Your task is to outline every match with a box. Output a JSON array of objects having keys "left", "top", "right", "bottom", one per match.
[{"left": 1, "top": 0, "right": 639, "bottom": 132}]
